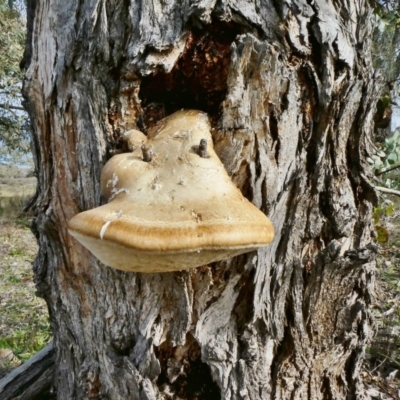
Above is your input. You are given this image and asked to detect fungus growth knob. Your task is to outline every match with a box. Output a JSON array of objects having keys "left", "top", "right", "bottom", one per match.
[
  {"left": 198, "top": 138, "right": 208, "bottom": 158},
  {"left": 141, "top": 144, "right": 153, "bottom": 162}
]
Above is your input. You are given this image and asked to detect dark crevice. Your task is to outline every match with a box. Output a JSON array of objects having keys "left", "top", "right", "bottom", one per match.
[
  {"left": 321, "top": 375, "right": 332, "bottom": 400},
  {"left": 110, "top": 335, "right": 135, "bottom": 357},
  {"left": 270, "top": 0, "right": 286, "bottom": 20},
  {"left": 233, "top": 266, "right": 256, "bottom": 329},
  {"left": 346, "top": 87, "right": 378, "bottom": 250},
  {"left": 344, "top": 328, "right": 363, "bottom": 397},
  {"left": 331, "top": 39, "right": 349, "bottom": 80},
  {"left": 334, "top": 58, "right": 348, "bottom": 80},
  {"left": 227, "top": 8, "right": 267, "bottom": 40},
  {"left": 297, "top": 63, "right": 320, "bottom": 180},
  {"left": 155, "top": 334, "right": 220, "bottom": 400},
  {"left": 327, "top": 134, "right": 336, "bottom": 174},
  {"left": 270, "top": 324, "right": 294, "bottom": 398},
  {"left": 274, "top": 178, "right": 300, "bottom": 261},
  {"left": 232, "top": 160, "right": 254, "bottom": 201},
  {"left": 319, "top": 186, "right": 335, "bottom": 243},
  {"left": 281, "top": 82, "right": 290, "bottom": 112},
  {"left": 346, "top": 88, "right": 372, "bottom": 204},
  {"left": 301, "top": 63, "right": 319, "bottom": 115},
  {"left": 304, "top": 123, "right": 318, "bottom": 177},
  {"left": 269, "top": 105, "right": 280, "bottom": 163},
  {"left": 139, "top": 19, "right": 243, "bottom": 130},
  {"left": 308, "top": 25, "right": 323, "bottom": 81},
  {"left": 276, "top": 164, "right": 301, "bottom": 204},
  {"left": 261, "top": 175, "right": 274, "bottom": 215}
]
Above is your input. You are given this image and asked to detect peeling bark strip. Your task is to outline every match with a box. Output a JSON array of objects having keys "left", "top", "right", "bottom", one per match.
[{"left": 23, "top": 0, "right": 379, "bottom": 399}]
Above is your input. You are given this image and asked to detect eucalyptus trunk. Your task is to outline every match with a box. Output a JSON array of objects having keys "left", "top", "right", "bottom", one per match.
[{"left": 23, "top": 0, "right": 379, "bottom": 399}]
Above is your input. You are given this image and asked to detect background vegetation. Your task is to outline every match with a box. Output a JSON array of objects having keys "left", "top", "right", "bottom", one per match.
[
  {"left": 0, "top": 0, "right": 48, "bottom": 378},
  {"left": 0, "top": 0, "right": 31, "bottom": 166},
  {"left": 0, "top": 163, "right": 49, "bottom": 378},
  {"left": 361, "top": 1, "right": 400, "bottom": 396}
]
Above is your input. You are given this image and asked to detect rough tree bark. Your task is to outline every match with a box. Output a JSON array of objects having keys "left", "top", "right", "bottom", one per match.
[{"left": 23, "top": 0, "right": 379, "bottom": 399}]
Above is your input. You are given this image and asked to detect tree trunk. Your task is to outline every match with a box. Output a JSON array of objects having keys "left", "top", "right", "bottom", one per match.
[{"left": 23, "top": 0, "right": 379, "bottom": 399}]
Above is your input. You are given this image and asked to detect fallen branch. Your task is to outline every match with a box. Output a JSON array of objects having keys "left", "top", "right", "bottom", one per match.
[
  {"left": 361, "top": 173, "right": 400, "bottom": 197},
  {"left": 373, "top": 185, "right": 400, "bottom": 197},
  {"left": 0, "top": 342, "right": 54, "bottom": 400}
]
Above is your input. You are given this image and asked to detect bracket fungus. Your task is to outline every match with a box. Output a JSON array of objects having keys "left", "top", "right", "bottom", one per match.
[{"left": 68, "top": 110, "right": 274, "bottom": 272}]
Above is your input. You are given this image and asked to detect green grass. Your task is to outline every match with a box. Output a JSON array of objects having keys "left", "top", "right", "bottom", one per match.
[
  {"left": 0, "top": 170, "right": 50, "bottom": 377},
  {"left": 0, "top": 176, "right": 36, "bottom": 228},
  {"left": 0, "top": 164, "right": 34, "bottom": 179},
  {"left": 0, "top": 319, "right": 51, "bottom": 362},
  {"left": 0, "top": 194, "right": 33, "bottom": 221}
]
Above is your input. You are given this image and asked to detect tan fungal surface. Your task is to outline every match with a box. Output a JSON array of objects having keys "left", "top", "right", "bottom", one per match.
[{"left": 68, "top": 110, "right": 274, "bottom": 272}]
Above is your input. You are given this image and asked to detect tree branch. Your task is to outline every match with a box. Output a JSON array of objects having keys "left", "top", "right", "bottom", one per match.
[
  {"left": 373, "top": 185, "right": 400, "bottom": 197},
  {"left": 376, "top": 163, "right": 400, "bottom": 176},
  {"left": 362, "top": 173, "right": 400, "bottom": 197}
]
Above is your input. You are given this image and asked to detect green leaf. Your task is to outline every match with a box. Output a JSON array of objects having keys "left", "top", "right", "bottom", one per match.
[
  {"left": 387, "top": 142, "right": 396, "bottom": 153},
  {"left": 387, "top": 153, "right": 397, "bottom": 165},
  {"left": 386, "top": 204, "right": 394, "bottom": 216},
  {"left": 375, "top": 225, "right": 389, "bottom": 243},
  {"left": 377, "top": 150, "right": 386, "bottom": 157},
  {"left": 375, "top": 159, "right": 383, "bottom": 169},
  {"left": 375, "top": 206, "right": 383, "bottom": 216},
  {"left": 378, "top": 18, "right": 390, "bottom": 32},
  {"left": 381, "top": 96, "right": 390, "bottom": 108},
  {"left": 393, "top": 131, "right": 400, "bottom": 140},
  {"left": 0, "top": 0, "right": 28, "bottom": 154}
]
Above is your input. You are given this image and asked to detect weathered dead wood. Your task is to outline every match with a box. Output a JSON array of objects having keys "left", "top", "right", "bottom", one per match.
[
  {"left": 372, "top": 185, "right": 400, "bottom": 197},
  {"left": 0, "top": 342, "right": 54, "bottom": 400}
]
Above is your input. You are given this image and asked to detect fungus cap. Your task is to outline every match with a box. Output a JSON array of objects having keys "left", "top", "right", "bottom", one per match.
[{"left": 68, "top": 110, "right": 274, "bottom": 272}]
